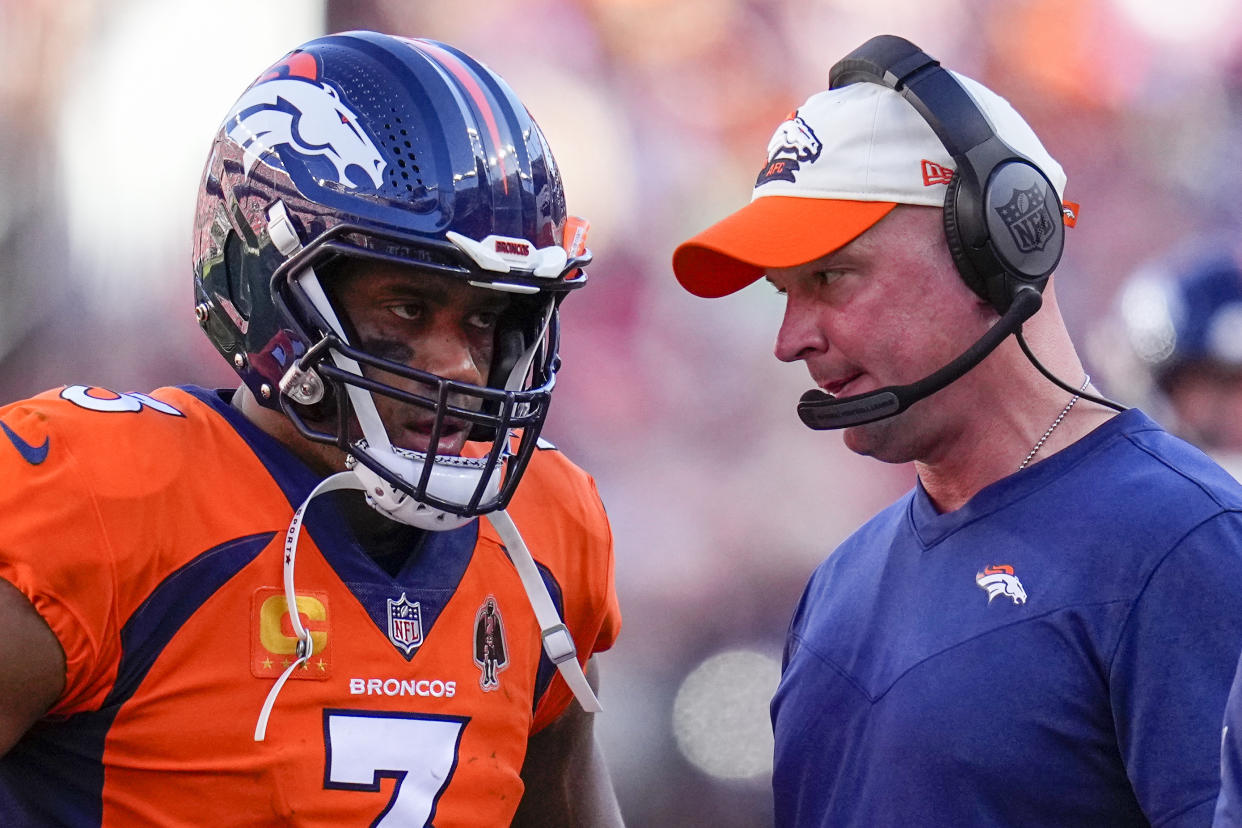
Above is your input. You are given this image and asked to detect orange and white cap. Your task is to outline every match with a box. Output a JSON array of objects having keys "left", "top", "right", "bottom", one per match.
[{"left": 672, "top": 72, "right": 1067, "bottom": 298}]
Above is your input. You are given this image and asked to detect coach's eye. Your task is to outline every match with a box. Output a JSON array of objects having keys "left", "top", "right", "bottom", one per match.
[{"left": 814, "top": 269, "right": 847, "bottom": 288}]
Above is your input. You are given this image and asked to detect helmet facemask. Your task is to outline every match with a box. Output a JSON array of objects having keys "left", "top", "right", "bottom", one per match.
[{"left": 269, "top": 218, "right": 580, "bottom": 531}]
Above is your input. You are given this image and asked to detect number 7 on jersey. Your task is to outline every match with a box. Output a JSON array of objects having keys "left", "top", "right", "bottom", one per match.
[{"left": 324, "top": 710, "right": 468, "bottom": 826}]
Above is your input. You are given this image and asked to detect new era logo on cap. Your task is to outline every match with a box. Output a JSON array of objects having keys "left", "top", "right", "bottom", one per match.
[{"left": 921, "top": 160, "right": 954, "bottom": 187}]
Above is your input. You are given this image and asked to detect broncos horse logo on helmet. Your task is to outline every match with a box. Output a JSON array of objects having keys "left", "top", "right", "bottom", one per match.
[{"left": 224, "top": 65, "right": 386, "bottom": 190}]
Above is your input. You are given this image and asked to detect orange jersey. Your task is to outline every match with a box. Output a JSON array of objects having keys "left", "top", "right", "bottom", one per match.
[{"left": 0, "top": 385, "right": 620, "bottom": 826}]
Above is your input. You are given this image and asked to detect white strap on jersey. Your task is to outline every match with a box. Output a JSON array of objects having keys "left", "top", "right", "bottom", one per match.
[
  {"left": 484, "top": 509, "right": 602, "bottom": 713},
  {"left": 255, "top": 475, "right": 601, "bottom": 742},
  {"left": 255, "top": 471, "right": 366, "bottom": 742}
]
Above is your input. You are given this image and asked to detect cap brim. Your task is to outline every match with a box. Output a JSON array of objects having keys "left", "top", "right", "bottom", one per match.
[{"left": 672, "top": 197, "right": 898, "bottom": 298}]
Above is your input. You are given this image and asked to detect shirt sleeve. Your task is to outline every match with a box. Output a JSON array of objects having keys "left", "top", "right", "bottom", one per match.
[
  {"left": 1109, "top": 511, "right": 1242, "bottom": 826},
  {"left": 0, "top": 400, "right": 122, "bottom": 716}
]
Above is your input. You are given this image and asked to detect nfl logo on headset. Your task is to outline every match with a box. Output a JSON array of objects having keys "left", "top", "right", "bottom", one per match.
[
  {"left": 386, "top": 593, "right": 424, "bottom": 655},
  {"left": 994, "top": 184, "right": 1056, "bottom": 254}
]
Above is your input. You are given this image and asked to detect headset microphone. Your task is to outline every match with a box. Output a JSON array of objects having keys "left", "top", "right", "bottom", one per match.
[{"left": 797, "top": 287, "right": 1043, "bottom": 429}]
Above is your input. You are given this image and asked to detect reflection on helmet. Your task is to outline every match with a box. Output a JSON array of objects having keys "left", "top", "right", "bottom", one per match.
[{"left": 192, "top": 31, "right": 590, "bottom": 529}]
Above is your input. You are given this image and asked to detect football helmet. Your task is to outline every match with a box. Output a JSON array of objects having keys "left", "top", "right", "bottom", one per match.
[
  {"left": 192, "top": 31, "right": 590, "bottom": 530},
  {"left": 1120, "top": 244, "right": 1242, "bottom": 391},
  {"left": 1113, "top": 241, "right": 1242, "bottom": 463}
]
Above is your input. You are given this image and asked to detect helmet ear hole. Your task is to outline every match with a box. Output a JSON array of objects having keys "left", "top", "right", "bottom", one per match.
[
  {"left": 223, "top": 231, "right": 254, "bottom": 321},
  {"left": 285, "top": 382, "right": 341, "bottom": 431},
  {"left": 490, "top": 327, "right": 527, "bottom": 390},
  {"left": 468, "top": 325, "right": 527, "bottom": 443}
]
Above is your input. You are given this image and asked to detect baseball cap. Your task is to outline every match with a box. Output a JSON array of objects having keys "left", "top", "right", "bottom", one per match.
[{"left": 671, "top": 72, "right": 1068, "bottom": 298}]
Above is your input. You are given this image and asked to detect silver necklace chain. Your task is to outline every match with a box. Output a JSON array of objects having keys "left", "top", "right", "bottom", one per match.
[{"left": 1018, "top": 374, "right": 1090, "bottom": 471}]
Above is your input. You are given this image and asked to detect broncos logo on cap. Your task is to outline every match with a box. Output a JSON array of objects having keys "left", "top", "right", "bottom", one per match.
[
  {"left": 975, "top": 564, "right": 1027, "bottom": 605},
  {"left": 225, "top": 54, "right": 385, "bottom": 190},
  {"left": 767, "top": 111, "right": 823, "bottom": 163},
  {"left": 756, "top": 111, "right": 822, "bottom": 186}
]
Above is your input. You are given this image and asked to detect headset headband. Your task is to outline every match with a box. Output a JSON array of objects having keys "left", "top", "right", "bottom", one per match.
[{"left": 828, "top": 35, "right": 1065, "bottom": 314}]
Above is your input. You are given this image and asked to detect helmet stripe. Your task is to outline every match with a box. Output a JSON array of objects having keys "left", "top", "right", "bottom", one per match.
[{"left": 408, "top": 39, "right": 510, "bottom": 196}]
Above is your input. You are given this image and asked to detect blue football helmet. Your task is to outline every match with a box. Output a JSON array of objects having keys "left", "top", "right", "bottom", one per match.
[
  {"left": 192, "top": 31, "right": 590, "bottom": 530},
  {"left": 1120, "top": 244, "right": 1242, "bottom": 390}
]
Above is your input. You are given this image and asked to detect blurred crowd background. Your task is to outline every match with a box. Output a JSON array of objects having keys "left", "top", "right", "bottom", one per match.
[{"left": 3, "top": 0, "right": 1242, "bottom": 824}]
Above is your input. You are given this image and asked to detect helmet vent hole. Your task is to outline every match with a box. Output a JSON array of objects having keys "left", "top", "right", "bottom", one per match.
[{"left": 377, "top": 115, "right": 424, "bottom": 193}]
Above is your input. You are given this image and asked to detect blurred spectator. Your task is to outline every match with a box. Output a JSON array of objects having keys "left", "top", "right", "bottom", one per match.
[{"left": 1108, "top": 240, "right": 1242, "bottom": 478}]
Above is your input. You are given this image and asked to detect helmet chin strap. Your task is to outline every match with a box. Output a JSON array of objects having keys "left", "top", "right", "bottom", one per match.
[
  {"left": 255, "top": 470, "right": 366, "bottom": 741},
  {"left": 484, "top": 509, "right": 602, "bottom": 713},
  {"left": 346, "top": 448, "right": 500, "bottom": 532},
  {"left": 253, "top": 472, "right": 601, "bottom": 740}
]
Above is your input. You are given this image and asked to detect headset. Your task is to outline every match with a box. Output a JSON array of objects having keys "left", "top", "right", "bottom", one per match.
[{"left": 796, "top": 35, "right": 1124, "bottom": 430}]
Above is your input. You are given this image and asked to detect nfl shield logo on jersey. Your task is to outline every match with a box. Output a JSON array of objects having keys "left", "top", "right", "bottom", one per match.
[{"left": 387, "top": 593, "right": 424, "bottom": 655}]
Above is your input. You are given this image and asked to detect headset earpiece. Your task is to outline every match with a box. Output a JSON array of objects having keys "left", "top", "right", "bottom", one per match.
[
  {"left": 941, "top": 173, "right": 990, "bottom": 305},
  {"left": 978, "top": 158, "right": 1064, "bottom": 309},
  {"left": 829, "top": 35, "right": 1065, "bottom": 316}
]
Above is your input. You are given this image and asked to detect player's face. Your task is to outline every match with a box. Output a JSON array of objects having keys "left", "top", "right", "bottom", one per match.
[
  {"left": 766, "top": 205, "right": 994, "bottom": 462},
  {"left": 326, "top": 260, "right": 511, "bottom": 457}
]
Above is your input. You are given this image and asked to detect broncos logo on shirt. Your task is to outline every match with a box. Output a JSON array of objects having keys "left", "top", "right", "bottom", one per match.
[{"left": 975, "top": 564, "right": 1027, "bottom": 605}]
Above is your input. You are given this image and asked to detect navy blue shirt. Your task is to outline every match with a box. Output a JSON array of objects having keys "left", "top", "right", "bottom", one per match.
[{"left": 773, "top": 410, "right": 1242, "bottom": 826}]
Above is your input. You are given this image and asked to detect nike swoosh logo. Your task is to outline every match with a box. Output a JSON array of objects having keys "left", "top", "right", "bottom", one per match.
[{"left": 2, "top": 421, "right": 49, "bottom": 465}]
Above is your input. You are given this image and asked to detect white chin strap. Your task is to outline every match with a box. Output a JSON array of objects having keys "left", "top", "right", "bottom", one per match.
[
  {"left": 253, "top": 470, "right": 600, "bottom": 741},
  {"left": 255, "top": 471, "right": 365, "bottom": 741},
  {"left": 485, "top": 509, "right": 602, "bottom": 713}
]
